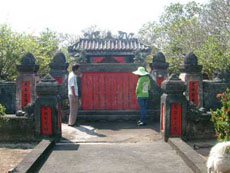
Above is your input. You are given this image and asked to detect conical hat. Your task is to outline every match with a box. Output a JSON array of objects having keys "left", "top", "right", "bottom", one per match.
[{"left": 132, "top": 67, "right": 149, "bottom": 76}]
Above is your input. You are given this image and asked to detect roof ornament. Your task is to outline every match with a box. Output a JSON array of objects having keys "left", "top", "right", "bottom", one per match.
[
  {"left": 118, "top": 31, "right": 135, "bottom": 39},
  {"left": 77, "top": 50, "right": 87, "bottom": 64},
  {"left": 83, "top": 31, "right": 100, "bottom": 39},
  {"left": 133, "top": 49, "right": 146, "bottom": 64},
  {"left": 105, "top": 31, "right": 113, "bottom": 39}
]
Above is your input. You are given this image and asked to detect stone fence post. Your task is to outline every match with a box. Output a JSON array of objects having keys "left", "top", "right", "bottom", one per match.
[
  {"left": 49, "top": 52, "right": 69, "bottom": 98},
  {"left": 179, "top": 52, "right": 203, "bottom": 107},
  {"left": 16, "top": 53, "right": 40, "bottom": 111},
  {"left": 49, "top": 52, "right": 69, "bottom": 121},
  {"left": 150, "top": 52, "right": 169, "bottom": 87},
  {"left": 34, "top": 74, "right": 61, "bottom": 138},
  {"left": 160, "top": 74, "right": 187, "bottom": 141}
]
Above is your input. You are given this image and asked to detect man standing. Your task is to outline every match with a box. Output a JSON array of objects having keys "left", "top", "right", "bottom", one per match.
[{"left": 68, "top": 63, "right": 80, "bottom": 126}]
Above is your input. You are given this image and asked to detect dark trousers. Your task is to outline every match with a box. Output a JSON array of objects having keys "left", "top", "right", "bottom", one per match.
[{"left": 137, "top": 97, "right": 148, "bottom": 123}]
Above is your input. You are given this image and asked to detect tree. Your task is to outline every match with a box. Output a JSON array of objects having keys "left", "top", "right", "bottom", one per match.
[
  {"left": 138, "top": 0, "right": 230, "bottom": 77},
  {"left": 0, "top": 25, "right": 69, "bottom": 80}
]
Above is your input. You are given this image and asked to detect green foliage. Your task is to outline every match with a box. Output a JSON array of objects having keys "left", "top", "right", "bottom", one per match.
[
  {"left": 138, "top": 0, "right": 230, "bottom": 77},
  {"left": 0, "top": 104, "right": 6, "bottom": 116},
  {"left": 211, "top": 88, "right": 230, "bottom": 141},
  {"left": 0, "top": 24, "right": 74, "bottom": 80}
]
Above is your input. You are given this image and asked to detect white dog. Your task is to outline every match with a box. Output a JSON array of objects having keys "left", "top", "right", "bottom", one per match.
[{"left": 207, "top": 141, "right": 230, "bottom": 173}]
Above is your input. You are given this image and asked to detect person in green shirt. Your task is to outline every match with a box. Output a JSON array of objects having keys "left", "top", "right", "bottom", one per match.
[{"left": 133, "top": 67, "right": 151, "bottom": 126}]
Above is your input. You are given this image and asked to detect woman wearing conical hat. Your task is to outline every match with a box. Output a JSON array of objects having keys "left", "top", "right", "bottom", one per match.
[{"left": 132, "top": 67, "right": 151, "bottom": 126}]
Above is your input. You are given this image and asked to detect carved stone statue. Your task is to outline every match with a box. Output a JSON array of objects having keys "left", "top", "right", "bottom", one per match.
[
  {"left": 118, "top": 31, "right": 128, "bottom": 39},
  {"left": 84, "top": 31, "right": 100, "bottom": 39},
  {"left": 77, "top": 50, "right": 87, "bottom": 63},
  {"left": 118, "top": 31, "right": 135, "bottom": 39}
]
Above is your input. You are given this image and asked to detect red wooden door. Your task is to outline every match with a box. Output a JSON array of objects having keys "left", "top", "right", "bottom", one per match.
[{"left": 81, "top": 72, "right": 139, "bottom": 110}]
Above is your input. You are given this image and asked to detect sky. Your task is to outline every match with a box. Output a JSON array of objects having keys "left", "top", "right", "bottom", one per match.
[{"left": 0, "top": 0, "right": 209, "bottom": 36}]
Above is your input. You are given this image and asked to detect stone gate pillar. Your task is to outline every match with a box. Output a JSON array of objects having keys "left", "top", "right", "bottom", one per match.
[
  {"left": 49, "top": 52, "right": 69, "bottom": 120},
  {"left": 150, "top": 52, "right": 169, "bottom": 87},
  {"left": 49, "top": 52, "right": 69, "bottom": 97},
  {"left": 160, "top": 74, "right": 187, "bottom": 142},
  {"left": 35, "top": 74, "right": 61, "bottom": 138},
  {"left": 179, "top": 52, "right": 203, "bottom": 107},
  {"left": 16, "top": 53, "right": 39, "bottom": 111}
]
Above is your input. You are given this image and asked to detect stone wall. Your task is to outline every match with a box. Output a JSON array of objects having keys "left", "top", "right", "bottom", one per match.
[
  {"left": 0, "top": 115, "right": 37, "bottom": 142},
  {"left": 203, "top": 80, "right": 230, "bottom": 110},
  {"left": 0, "top": 81, "right": 16, "bottom": 114}
]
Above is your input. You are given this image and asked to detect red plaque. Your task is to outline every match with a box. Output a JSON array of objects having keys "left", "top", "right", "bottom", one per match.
[
  {"left": 41, "top": 106, "right": 52, "bottom": 135},
  {"left": 93, "top": 57, "right": 104, "bottom": 63},
  {"left": 170, "top": 104, "right": 182, "bottom": 136},
  {"left": 157, "top": 77, "right": 164, "bottom": 86},
  {"left": 21, "top": 81, "right": 31, "bottom": 109},
  {"left": 54, "top": 77, "right": 62, "bottom": 85},
  {"left": 189, "top": 81, "right": 198, "bottom": 105},
  {"left": 58, "top": 104, "right": 61, "bottom": 132},
  {"left": 161, "top": 103, "right": 164, "bottom": 131},
  {"left": 113, "top": 57, "right": 125, "bottom": 63}
]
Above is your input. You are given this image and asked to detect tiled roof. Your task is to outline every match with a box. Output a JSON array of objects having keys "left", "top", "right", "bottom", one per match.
[{"left": 68, "top": 32, "right": 151, "bottom": 56}]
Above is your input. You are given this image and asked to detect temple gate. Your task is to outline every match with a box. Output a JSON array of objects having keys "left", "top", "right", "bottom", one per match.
[{"left": 68, "top": 31, "right": 151, "bottom": 112}]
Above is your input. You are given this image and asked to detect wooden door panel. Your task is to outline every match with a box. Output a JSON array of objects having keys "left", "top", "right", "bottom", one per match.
[{"left": 81, "top": 72, "right": 138, "bottom": 110}]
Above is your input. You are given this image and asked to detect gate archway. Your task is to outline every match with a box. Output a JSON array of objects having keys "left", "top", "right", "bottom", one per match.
[{"left": 68, "top": 31, "right": 151, "bottom": 114}]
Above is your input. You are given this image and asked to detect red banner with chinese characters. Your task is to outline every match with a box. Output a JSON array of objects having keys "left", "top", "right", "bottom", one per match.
[
  {"left": 58, "top": 104, "right": 61, "bottom": 133},
  {"left": 157, "top": 77, "right": 165, "bottom": 86},
  {"left": 54, "top": 77, "right": 62, "bottom": 85},
  {"left": 189, "top": 81, "right": 198, "bottom": 105},
  {"left": 161, "top": 103, "right": 164, "bottom": 131},
  {"left": 41, "top": 106, "right": 52, "bottom": 135},
  {"left": 21, "top": 81, "right": 31, "bottom": 109},
  {"left": 170, "top": 104, "right": 182, "bottom": 136}
]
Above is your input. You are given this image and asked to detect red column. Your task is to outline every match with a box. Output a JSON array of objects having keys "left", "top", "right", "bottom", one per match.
[
  {"left": 161, "top": 103, "right": 165, "bottom": 131},
  {"left": 54, "top": 77, "right": 63, "bottom": 85},
  {"left": 157, "top": 77, "right": 165, "bottom": 87}
]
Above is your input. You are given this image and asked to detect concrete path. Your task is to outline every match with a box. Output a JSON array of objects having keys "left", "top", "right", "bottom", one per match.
[
  {"left": 40, "top": 142, "right": 192, "bottom": 173},
  {"left": 61, "top": 121, "right": 161, "bottom": 143},
  {"left": 39, "top": 121, "right": 193, "bottom": 173}
]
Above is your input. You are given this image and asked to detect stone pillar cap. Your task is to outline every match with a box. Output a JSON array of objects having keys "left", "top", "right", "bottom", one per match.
[
  {"left": 161, "top": 74, "right": 186, "bottom": 94},
  {"left": 36, "top": 74, "right": 59, "bottom": 96},
  {"left": 49, "top": 52, "right": 69, "bottom": 70},
  {"left": 16, "top": 52, "right": 39, "bottom": 73},
  {"left": 181, "top": 52, "right": 202, "bottom": 73},
  {"left": 150, "top": 52, "right": 169, "bottom": 70}
]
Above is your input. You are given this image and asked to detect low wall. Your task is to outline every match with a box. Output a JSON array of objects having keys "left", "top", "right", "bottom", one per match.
[
  {"left": 0, "top": 81, "right": 16, "bottom": 114},
  {"left": 203, "top": 80, "right": 230, "bottom": 110},
  {"left": 185, "top": 113, "right": 215, "bottom": 140},
  {"left": 0, "top": 115, "right": 37, "bottom": 142}
]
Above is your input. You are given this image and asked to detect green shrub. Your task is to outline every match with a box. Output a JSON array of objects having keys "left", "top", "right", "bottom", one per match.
[
  {"left": 0, "top": 104, "right": 6, "bottom": 116},
  {"left": 211, "top": 88, "right": 230, "bottom": 141}
]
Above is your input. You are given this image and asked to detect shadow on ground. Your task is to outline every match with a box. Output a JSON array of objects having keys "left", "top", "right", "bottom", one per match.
[{"left": 61, "top": 120, "right": 161, "bottom": 143}]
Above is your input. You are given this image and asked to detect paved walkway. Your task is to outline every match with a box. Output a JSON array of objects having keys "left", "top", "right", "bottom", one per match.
[{"left": 39, "top": 121, "right": 192, "bottom": 173}]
